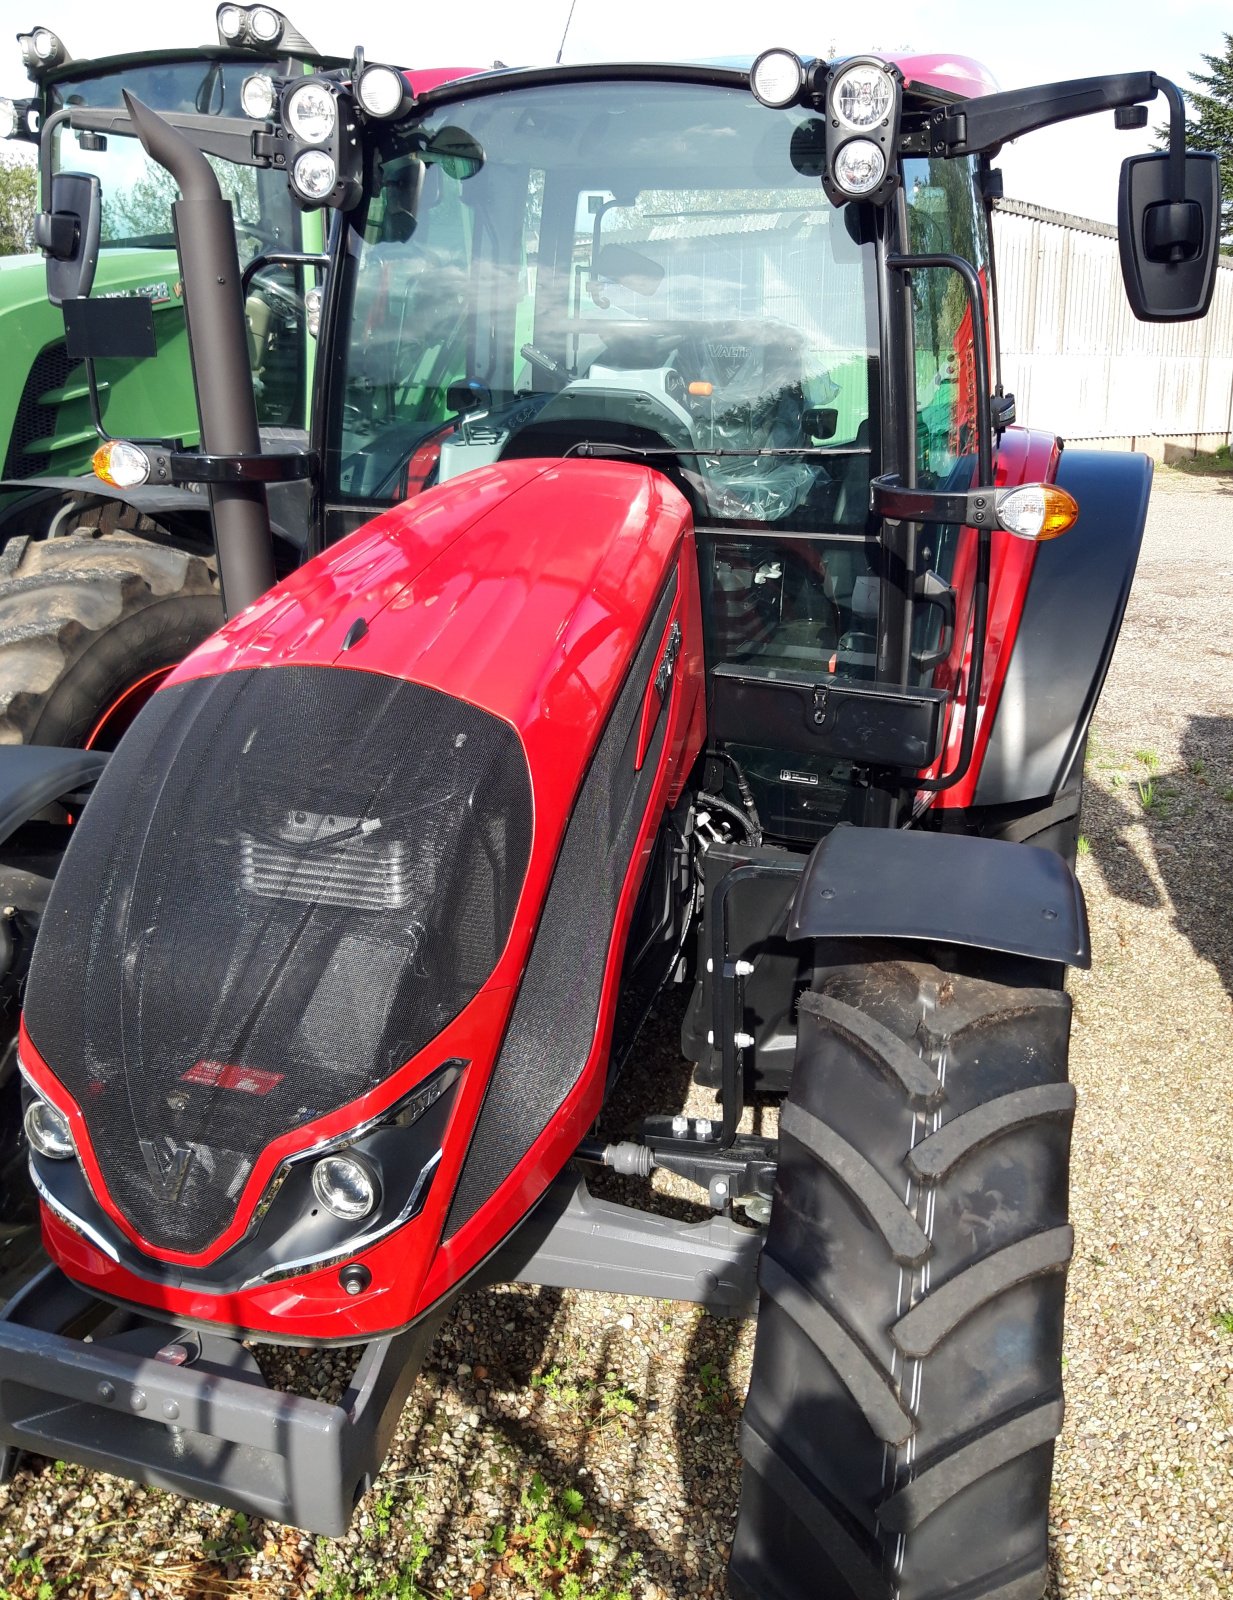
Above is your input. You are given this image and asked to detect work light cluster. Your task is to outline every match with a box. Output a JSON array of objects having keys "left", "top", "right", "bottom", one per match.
[
  {"left": 750, "top": 48, "right": 902, "bottom": 206},
  {"left": 236, "top": 59, "right": 408, "bottom": 209}
]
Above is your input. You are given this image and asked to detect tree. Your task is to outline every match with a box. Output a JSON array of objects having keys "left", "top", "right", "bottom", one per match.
[
  {"left": 0, "top": 153, "right": 36, "bottom": 256},
  {"left": 1176, "top": 33, "right": 1233, "bottom": 249}
]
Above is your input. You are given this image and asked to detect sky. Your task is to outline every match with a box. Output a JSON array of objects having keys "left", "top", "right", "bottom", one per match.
[{"left": 2, "top": 0, "right": 1230, "bottom": 222}]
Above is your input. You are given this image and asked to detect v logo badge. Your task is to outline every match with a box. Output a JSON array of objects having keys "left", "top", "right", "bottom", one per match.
[{"left": 139, "top": 1137, "right": 196, "bottom": 1197}]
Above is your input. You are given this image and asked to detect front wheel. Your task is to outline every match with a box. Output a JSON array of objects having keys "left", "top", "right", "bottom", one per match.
[{"left": 730, "top": 952, "right": 1076, "bottom": 1600}]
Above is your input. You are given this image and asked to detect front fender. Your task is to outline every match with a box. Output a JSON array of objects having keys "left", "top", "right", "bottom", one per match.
[{"left": 973, "top": 447, "right": 1151, "bottom": 807}]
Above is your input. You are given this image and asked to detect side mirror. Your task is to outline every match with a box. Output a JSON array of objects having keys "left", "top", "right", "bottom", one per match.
[
  {"left": 34, "top": 171, "right": 101, "bottom": 308},
  {"left": 1118, "top": 150, "right": 1220, "bottom": 322}
]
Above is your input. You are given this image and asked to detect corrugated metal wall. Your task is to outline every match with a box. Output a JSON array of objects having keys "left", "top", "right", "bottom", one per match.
[{"left": 993, "top": 197, "right": 1233, "bottom": 446}]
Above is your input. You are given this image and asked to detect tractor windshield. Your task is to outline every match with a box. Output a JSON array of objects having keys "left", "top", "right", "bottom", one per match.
[
  {"left": 325, "top": 79, "right": 878, "bottom": 532},
  {"left": 49, "top": 59, "right": 299, "bottom": 256}
]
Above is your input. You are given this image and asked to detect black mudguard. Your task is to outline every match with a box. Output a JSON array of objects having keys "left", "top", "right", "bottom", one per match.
[
  {"left": 789, "top": 825, "right": 1090, "bottom": 967},
  {"left": 0, "top": 746, "right": 106, "bottom": 847},
  {"left": 974, "top": 447, "right": 1151, "bottom": 807}
]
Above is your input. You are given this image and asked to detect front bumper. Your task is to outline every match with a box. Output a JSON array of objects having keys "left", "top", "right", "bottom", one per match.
[{"left": 0, "top": 1265, "right": 441, "bottom": 1535}]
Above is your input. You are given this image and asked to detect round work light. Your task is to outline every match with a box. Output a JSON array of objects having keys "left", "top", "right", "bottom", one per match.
[{"left": 750, "top": 48, "right": 805, "bottom": 109}]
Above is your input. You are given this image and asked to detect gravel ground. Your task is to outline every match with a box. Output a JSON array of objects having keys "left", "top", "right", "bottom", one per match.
[{"left": 0, "top": 465, "right": 1230, "bottom": 1599}]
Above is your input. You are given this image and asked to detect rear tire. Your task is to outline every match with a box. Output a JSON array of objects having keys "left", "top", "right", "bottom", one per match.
[
  {"left": 0, "top": 532, "right": 220, "bottom": 748},
  {"left": 729, "top": 952, "right": 1075, "bottom": 1600}
]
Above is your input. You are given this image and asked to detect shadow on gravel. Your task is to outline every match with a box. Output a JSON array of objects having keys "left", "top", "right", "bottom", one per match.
[{"left": 1082, "top": 713, "right": 1233, "bottom": 1001}]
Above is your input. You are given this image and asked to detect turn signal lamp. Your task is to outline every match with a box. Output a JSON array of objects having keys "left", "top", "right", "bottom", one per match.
[
  {"left": 93, "top": 440, "right": 151, "bottom": 489},
  {"left": 688, "top": 381, "right": 713, "bottom": 397},
  {"left": 995, "top": 483, "right": 1079, "bottom": 541}
]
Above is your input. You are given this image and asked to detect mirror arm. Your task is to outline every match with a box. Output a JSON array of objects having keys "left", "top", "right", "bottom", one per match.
[
  {"left": 1158, "top": 77, "right": 1188, "bottom": 203},
  {"left": 925, "top": 71, "right": 1170, "bottom": 160}
]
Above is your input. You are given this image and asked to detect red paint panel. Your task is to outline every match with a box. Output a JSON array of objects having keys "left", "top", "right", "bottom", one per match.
[{"left": 926, "top": 427, "right": 1062, "bottom": 809}]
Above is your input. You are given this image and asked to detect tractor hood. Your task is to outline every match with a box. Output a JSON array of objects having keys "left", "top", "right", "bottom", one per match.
[{"left": 20, "top": 458, "right": 702, "bottom": 1285}]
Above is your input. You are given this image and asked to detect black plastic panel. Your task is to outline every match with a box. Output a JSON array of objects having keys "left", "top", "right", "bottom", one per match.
[
  {"left": 975, "top": 448, "right": 1151, "bottom": 808},
  {"left": 788, "top": 826, "right": 1090, "bottom": 967},
  {"left": 444, "top": 577, "right": 677, "bottom": 1237},
  {"left": 25, "top": 665, "right": 532, "bottom": 1254},
  {"left": 711, "top": 663, "right": 947, "bottom": 769}
]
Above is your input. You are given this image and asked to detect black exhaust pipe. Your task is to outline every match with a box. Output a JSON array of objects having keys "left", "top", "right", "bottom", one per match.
[{"left": 122, "top": 92, "right": 277, "bottom": 615}]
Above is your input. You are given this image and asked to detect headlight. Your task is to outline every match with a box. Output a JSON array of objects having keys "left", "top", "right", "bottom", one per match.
[
  {"left": 217, "top": 5, "right": 245, "bottom": 39},
  {"left": 357, "top": 64, "right": 407, "bottom": 119},
  {"left": 750, "top": 48, "right": 805, "bottom": 109},
  {"left": 292, "top": 148, "right": 338, "bottom": 202},
  {"left": 285, "top": 81, "right": 337, "bottom": 144},
  {"left": 92, "top": 440, "right": 151, "bottom": 489},
  {"left": 0, "top": 100, "right": 17, "bottom": 140},
  {"left": 832, "top": 63, "right": 895, "bottom": 129},
  {"left": 249, "top": 5, "right": 282, "bottom": 42},
  {"left": 996, "top": 484, "right": 1079, "bottom": 541},
  {"left": 305, "top": 285, "right": 322, "bottom": 338},
  {"left": 833, "top": 139, "right": 886, "bottom": 196},
  {"left": 25, "top": 1097, "right": 74, "bottom": 1160},
  {"left": 32, "top": 28, "right": 58, "bottom": 61},
  {"left": 241, "top": 74, "right": 277, "bottom": 120},
  {"left": 312, "top": 1153, "right": 378, "bottom": 1220}
]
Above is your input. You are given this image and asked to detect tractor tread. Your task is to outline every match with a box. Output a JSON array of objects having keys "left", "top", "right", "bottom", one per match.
[
  {"left": 907, "top": 1084, "right": 1076, "bottom": 1180},
  {"left": 875, "top": 1397, "right": 1065, "bottom": 1534},
  {"left": 739, "top": 1420, "right": 887, "bottom": 1600},
  {"left": 760, "top": 1255, "right": 915, "bottom": 1444},
  {"left": 891, "top": 1226, "right": 1074, "bottom": 1358},
  {"left": 779, "top": 1099, "right": 932, "bottom": 1266},
  {"left": 798, "top": 991, "right": 942, "bottom": 1103}
]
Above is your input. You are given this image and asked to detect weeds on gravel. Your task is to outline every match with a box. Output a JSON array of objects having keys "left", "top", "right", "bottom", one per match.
[
  {"left": 314, "top": 1517, "right": 433, "bottom": 1600},
  {"left": 1077, "top": 835, "right": 1091, "bottom": 857},
  {"left": 1212, "top": 1308, "right": 1233, "bottom": 1335},
  {"left": 485, "top": 1473, "right": 639, "bottom": 1600},
  {"left": 531, "top": 1361, "right": 639, "bottom": 1429}
]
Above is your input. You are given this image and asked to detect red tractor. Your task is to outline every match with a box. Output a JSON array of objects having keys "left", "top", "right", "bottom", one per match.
[{"left": 0, "top": 46, "right": 1218, "bottom": 1600}]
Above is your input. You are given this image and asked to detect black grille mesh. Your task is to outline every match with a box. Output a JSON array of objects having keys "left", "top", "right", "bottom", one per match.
[
  {"left": 25, "top": 665, "right": 532, "bottom": 1255},
  {"left": 4, "top": 340, "right": 81, "bottom": 478},
  {"left": 446, "top": 576, "right": 677, "bottom": 1236}
]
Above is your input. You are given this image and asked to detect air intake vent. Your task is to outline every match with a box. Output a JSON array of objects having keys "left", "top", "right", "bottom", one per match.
[{"left": 240, "top": 812, "right": 415, "bottom": 910}]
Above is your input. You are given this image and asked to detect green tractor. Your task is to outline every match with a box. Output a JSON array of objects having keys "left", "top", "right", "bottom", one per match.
[{"left": 0, "top": 8, "right": 346, "bottom": 753}]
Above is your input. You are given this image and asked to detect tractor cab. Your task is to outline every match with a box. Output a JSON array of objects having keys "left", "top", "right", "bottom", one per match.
[{"left": 322, "top": 63, "right": 990, "bottom": 840}]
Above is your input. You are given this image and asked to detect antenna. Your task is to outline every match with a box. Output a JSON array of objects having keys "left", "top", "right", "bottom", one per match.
[{"left": 556, "top": 0, "right": 578, "bottom": 64}]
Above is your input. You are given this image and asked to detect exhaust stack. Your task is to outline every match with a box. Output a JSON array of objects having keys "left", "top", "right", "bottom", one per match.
[{"left": 122, "top": 92, "right": 277, "bottom": 614}]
